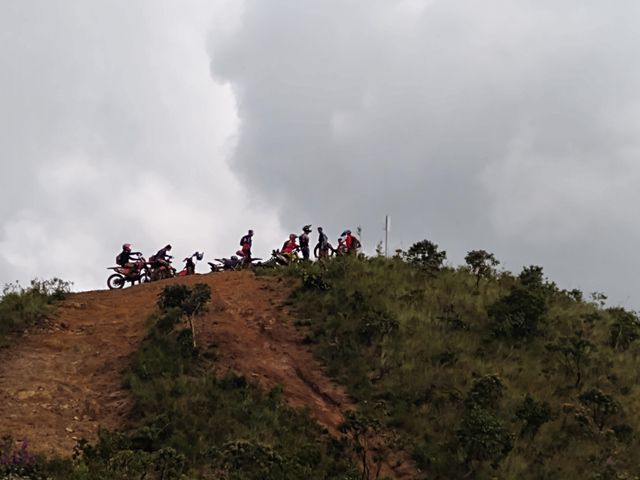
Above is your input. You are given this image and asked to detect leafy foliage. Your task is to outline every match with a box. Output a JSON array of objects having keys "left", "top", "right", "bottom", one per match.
[
  {"left": 465, "top": 375, "right": 504, "bottom": 410},
  {"left": 456, "top": 408, "right": 513, "bottom": 469},
  {"left": 515, "top": 395, "right": 552, "bottom": 439},
  {"left": 284, "top": 254, "right": 640, "bottom": 479},
  {"left": 464, "top": 250, "right": 499, "bottom": 289},
  {"left": 403, "top": 239, "right": 447, "bottom": 274},
  {"left": 607, "top": 307, "right": 640, "bottom": 351},
  {"left": 578, "top": 388, "right": 622, "bottom": 432},
  {"left": 0, "top": 278, "right": 72, "bottom": 347},
  {"left": 488, "top": 285, "right": 547, "bottom": 340},
  {"left": 545, "top": 332, "right": 594, "bottom": 387}
]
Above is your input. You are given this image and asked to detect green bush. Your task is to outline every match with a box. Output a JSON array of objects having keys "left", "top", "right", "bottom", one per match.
[
  {"left": 0, "top": 278, "right": 72, "bottom": 346},
  {"left": 488, "top": 286, "right": 547, "bottom": 340},
  {"left": 403, "top": 239, "right": 447, "bottom": 274},
  {"left": 607, "top": 307, "right": 640, "bottom": 351},
  {"left": 515, "top": 395, "right": 552, "bottom": 439},
  {"left": 456, "top": 408, "right": 513, "bottom": 469},
  {"left": 465, "top": 375, "right": 505, "bottom": 410}
]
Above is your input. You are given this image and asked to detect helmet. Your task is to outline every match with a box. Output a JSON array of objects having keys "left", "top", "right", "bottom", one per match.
[
  {"left": 302, "top": 224, "right": 312, "bottom": 233},
  {"left": 248, "top": 229, "right": 254, "bottom": 235},
  {"left": 165, "top": 244, "right": 172, "bottom": 250},
  {"left": 123, "top": 243, "right": 132, "bottom": 251},
  {"left": 289, "top": 233, "right": 297, "bottom": 240},
  {"left": 317, "top": 226, "right": 323, "bottom": 231},
  {"left": 342, "top": 230, "right": 351, "bottom": 236},
  {"left": 195, "top": 252, "right": 204, "bottom": 261}
]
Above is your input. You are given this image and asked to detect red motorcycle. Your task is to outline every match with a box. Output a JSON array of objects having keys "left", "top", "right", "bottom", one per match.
[
  {"left": 178, "top": 252, "right": 204, "bottom": 277},
  {"left": 149, "top": 255, "right": 176, "bottom": 282},
  {"left": 107, "top": 253, "right": 150, "bottom": 289}
]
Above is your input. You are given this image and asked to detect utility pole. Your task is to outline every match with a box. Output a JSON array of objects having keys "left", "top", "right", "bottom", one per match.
[{"left": 384, "top": 215, "right": 390, "bottom": 257}]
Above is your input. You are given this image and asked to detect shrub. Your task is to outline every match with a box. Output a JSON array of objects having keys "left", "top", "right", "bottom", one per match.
[
  {"left": 515, "top": 395, "right": 552, "bottom": 439},
  {"left": 403, "top": 240, "right": 447, "bottom": 274},
  {"left": 465, "top": 375, "right": 505, "bottom": 410},
  {"left": 607, "top": 308, "right": 640, "bottom": 351},
  {"left": 465, "top": 250, "right": 499, "bottom": 289},
  {"left": 545, "top": 332, "right": 594, "bottom": 388},
  {"left": 488, "top": 286, "right": 547, "bottom": 340},
  {"left": 456, "top": 408, "right": 513, "bottom": 469},
  {"left": 0, "top": 278, "right": 72, "bottom": 345},
  {"left": 578, "top": 389, "right": 621, "bottom": 432}
]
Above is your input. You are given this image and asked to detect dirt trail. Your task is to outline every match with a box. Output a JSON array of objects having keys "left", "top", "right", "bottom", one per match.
[{"left": 0, "top": 272, "right": 419, "bottom": 478}]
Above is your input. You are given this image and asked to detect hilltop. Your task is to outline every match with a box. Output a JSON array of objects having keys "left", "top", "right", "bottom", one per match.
[{"left": 1, "top": 243, "right": 640, "bottom": 479}]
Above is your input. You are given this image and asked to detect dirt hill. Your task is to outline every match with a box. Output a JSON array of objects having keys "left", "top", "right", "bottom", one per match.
[{"left": 0, "top": 271, "right": 417, "bottom": 478}]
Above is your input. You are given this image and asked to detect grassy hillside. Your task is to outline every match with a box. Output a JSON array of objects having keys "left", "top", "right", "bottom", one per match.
[
  {"left": 283, "top": 247, "right": 640, "bottom": 479},
  {"left": 1, "top": 283, "right": 359, "bottom": 480}
]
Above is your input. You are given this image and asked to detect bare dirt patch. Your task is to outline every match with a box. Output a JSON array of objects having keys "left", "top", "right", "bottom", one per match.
[{"left": 0, "top": 271, "right": 419, "bottom": 478}]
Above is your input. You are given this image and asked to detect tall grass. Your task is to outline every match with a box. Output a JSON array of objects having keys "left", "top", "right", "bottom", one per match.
[
  {"left": 0, "top": 278, "right": 71, "bottom": 347},
  {"left": 285, "top": 255, "right": 640, "bottom": 479}
]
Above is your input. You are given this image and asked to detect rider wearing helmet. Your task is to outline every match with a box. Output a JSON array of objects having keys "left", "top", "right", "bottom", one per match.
[
  {"left": 239, "top": 229, "right": 254, "bottom": 258},
  {"left": 116, "top": 243, "right": 142, "bottom": 274},
  {"left": 281, "top": 233, "right": 299, "bottom": 254},
  {"left": 299, "top": 225, "right": 312, "bottom": 261}
]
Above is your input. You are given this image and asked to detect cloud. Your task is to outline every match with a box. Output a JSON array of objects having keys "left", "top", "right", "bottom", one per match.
[
  {"left": 0, "top": 0, "right": 284, "bottom": 290},
  {"left": 210, "top": 0, "right": 640, "bottom": 305}
]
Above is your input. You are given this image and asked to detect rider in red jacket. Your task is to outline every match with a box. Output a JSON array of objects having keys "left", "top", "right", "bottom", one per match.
[{"left": 281, "top": 234, "right": 299, "bottom": 254}]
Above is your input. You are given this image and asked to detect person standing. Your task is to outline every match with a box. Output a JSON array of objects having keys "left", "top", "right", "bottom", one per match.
[
  {"left": 315, "top": 226, "right": 331, "bottom": 259},
  {"left": 299, "top": 225, "right": 312, "bottom": 261},
  {"left": 239, "top": 229, "right": 254, "bottom": 258}
]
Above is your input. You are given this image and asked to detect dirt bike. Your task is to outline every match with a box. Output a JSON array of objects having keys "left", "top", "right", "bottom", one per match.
[
  {"left": 178, "top": 252, "right": 204, "bottom": 277},
  {"left": 149, "top": 255, "right": 176, "bottom": 282},
  {"left": 107, "top": 253, "right": 150, "bottom": 289},
  {"left": 260, "top": 249, "right": 300, "bottom": 268},
  {"left": 208, "top": 255, "right": 262, "bottom": 272}
]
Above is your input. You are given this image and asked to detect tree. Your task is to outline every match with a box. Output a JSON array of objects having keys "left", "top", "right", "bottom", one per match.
[
  {"left": 456, "top": 408, "right": 513, "bottom": 471},
  {"left": 515, "top": 395, "right": 552, "bottom": 439},
  {"left": 545, "top": 332, "right": 594, "bottom": 388},
  {"left": 488, "top": 287, "right": 547, "bottom": 340},
  {"left": 464, "top": 250, "right": 499, "bottom": 289},
  {"left": 404, "top": 240, "right": 446, "bottom": 275},
  {"left": 578, "top": 389, "right": 621, "bottom": 431},
  {"left": 608, "top": 307, "right": 640, "bottom": 351},
  {"left": 158, "top": 283, "right": 211, "bottom": 349},
  {"left": 465, "top": 374, "right": 505, "bottom": 410},
  {"left": 339, "top": 411, "right": 388, "bottom": 480}
]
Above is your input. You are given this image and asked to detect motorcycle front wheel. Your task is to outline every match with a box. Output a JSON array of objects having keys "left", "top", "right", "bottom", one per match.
[{"left": 107, "top": 273, "right": 125, "bottom": 289}]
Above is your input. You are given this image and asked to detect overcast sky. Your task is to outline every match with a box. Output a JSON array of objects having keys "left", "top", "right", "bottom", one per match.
[{"left": 2, "top": 1, "right": 640, "bottom": 307}]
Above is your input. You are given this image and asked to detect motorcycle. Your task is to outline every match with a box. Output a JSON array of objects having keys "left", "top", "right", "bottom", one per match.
[
  {"left": 260, "top": 249, "right": 300, "bottom": 268},
  {"left": 107, "top": 253, "right": 150, "bottom": 289},
  {"left": 149, "top": 255, "right": 176, "bottom": 282},
  {"left": 208, "top": 254, "right": 262, "bottom": 272},
  {"left": 178, "top": 252, "right": 204, "bottom": 277}
]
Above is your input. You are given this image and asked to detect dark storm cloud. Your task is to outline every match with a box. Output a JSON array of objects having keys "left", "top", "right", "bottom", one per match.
[{"left": 210, "top": 0, "right": 640, "bottom": 305}]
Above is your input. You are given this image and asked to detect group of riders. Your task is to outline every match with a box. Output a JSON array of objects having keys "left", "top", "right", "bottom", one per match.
[
  {"left": 108, "top": 226, "right": 361, "bottom": 289},
  {"left": 239, "top": 225, "right": 361, "bottom": 262}
]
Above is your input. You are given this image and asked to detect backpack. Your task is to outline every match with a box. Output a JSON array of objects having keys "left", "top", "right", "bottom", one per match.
[{"left": 116, "top": 253, "right": 124, "bottom": 265}]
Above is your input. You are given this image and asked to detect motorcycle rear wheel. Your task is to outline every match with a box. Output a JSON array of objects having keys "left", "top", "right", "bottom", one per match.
[{"left": 107, "top": 274, "right": 125, "bottom": 289}]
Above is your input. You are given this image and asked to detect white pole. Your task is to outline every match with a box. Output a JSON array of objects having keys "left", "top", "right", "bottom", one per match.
[{"left": 385, "top": 215, "right": 390, "bottom": 257}]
